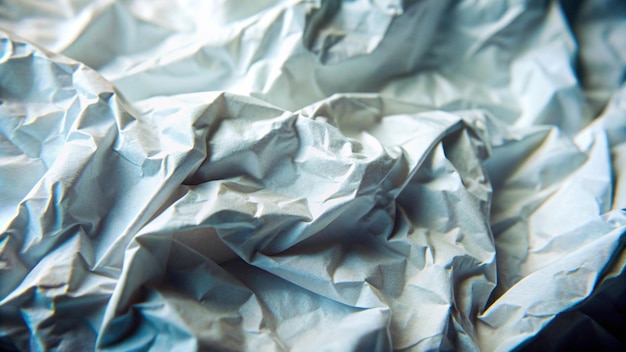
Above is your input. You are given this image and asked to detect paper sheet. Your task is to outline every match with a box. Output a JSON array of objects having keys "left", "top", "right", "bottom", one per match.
[{"left": 1, "top": 0, "right": 625, "bottom": 351}]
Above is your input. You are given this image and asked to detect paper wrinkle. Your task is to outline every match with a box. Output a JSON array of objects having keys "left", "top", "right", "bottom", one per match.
[{"left": 1, "top": 0, "right": 626, "bottom": 351}]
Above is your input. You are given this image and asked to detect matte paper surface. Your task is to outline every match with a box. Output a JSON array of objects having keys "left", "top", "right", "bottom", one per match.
[{"left": 1, "top": 0, "right": 625, "bottom": 351}]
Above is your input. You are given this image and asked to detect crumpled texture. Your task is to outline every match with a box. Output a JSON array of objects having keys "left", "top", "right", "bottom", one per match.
[{"left": 0, "top": 0, "right": 625, "bottom": 351}]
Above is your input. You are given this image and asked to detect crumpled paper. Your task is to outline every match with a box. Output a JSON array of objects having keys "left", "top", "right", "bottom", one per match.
[{"left": 0, "top": 0, "right": 625, "bottom": 351}]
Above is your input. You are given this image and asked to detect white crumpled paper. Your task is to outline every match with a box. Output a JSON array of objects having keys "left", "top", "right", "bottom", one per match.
[{"left": 1, "top": 0, "right": 625, "bottom": 351}]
